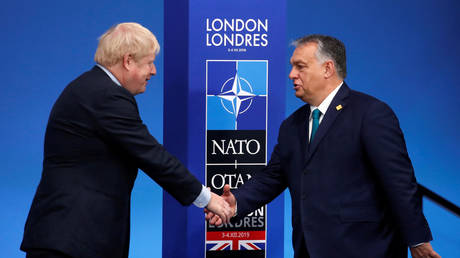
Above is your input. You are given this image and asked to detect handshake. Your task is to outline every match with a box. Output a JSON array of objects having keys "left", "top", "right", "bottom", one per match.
[{"left": 204, "top": 184, "right": 236, "bottom": 226}]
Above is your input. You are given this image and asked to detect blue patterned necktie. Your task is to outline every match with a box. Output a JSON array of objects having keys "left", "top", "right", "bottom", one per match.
[{"left": 310, "top": 109, "right": 321, "bottom": 142}]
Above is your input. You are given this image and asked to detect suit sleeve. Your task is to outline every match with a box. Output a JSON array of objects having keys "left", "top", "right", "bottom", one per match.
[
  {"left": 92, "top": 87, "right": 202, "bottom": 206},
  {"left": 233, "top": 122, "right": 288, "bottom": 220},
  {"left": 361, "top": 100, "right": 432, "bottom": 246}
]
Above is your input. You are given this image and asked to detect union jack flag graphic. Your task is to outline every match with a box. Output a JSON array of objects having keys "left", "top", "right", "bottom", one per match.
[{"left": 206, "top": 231, "right": 266, "bottom": 251}]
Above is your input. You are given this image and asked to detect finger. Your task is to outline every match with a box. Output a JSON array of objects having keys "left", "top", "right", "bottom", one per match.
[
  {"left": 226, "top": 209, "right": 232, "bottom": 223},
  {"left": 219, "top": 211, "right": 228, "bottom": 224},
  {"left": 222, "top": 200, "right": 230, "bottom": 210},
  {"left": 210, "top": 214, "right": 219, "bottom": 225},
  {"left": 223, "top": 184, "right": 231, "bottom": 196},
  {"left": 216, "top": 216, "right": 226, "bottom": 225},
  {"left": 215, "top": 217, "right": 223, "bottom": 226},
  {"left": 222, "top": 207, "right": 229, "bottom": 222},
  {"left": 205, "top": 211, "right": 215, "bottom": 221},
  {"left": 222, "top": 209, "right": 230, "bottom": 224}
]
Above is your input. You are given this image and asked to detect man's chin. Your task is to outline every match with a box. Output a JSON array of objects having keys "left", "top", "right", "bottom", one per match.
[
  {"left": 134, "top": 87, "right": 146, "bottom": 95},
  {"left": 294, "top": 90, "right": 303, "bottom": 98},
  {"left": 294, "top": 92, "right": 309, "bottom": 103}
]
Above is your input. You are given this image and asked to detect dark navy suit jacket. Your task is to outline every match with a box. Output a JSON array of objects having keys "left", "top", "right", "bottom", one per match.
[
  {"left": 21, "top": 66, "right": 203, "bottom": 258},
  {"left": 233, "top": 83, "right": 432, "bottom": 258}
]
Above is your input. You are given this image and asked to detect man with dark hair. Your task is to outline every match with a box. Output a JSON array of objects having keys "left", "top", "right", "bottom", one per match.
[{"left": 207, "top": 34, "right": 440, "bottom": 258}]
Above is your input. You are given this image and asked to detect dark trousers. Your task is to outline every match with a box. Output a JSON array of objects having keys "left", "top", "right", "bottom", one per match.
[{"left": 26, "top": 249, "right": 72, "bottom": 258}]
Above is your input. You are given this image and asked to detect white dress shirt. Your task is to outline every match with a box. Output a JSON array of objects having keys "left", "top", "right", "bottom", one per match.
[{"left": 308, "top": 82, "right": 343, "bottom": 142}]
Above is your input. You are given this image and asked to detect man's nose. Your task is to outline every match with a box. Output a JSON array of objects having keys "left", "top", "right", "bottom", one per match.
[
  {"left": 151, "top": 64, "right": 157, "bottom": 75},
  {"left": 288, "top": 67, "right": 296, "bottom": 80}
]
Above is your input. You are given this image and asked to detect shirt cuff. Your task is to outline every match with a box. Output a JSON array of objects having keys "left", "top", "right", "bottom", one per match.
[
  {"left": 411, "top": 242, "right": 426, "bottom": 248},
  {"left": 193, "top": 185, "right": 211, "bottom": 208}
]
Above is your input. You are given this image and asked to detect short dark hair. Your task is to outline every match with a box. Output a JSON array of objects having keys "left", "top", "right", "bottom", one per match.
[{"left": 294, "top": 34, "right": 347, "bottom": 79}]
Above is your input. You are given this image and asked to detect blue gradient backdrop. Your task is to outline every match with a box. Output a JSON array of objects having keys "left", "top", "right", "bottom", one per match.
[{"left": 1, "top": 0, "right": 459, "bottom": 257}]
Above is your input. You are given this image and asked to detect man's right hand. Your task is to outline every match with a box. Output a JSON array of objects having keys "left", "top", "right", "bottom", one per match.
[
  {"left": 205, "top": 191, "right": 232, "bottom": 224},
  {"left": 205, "top": 184, "right": 236, "bottom": 226}
]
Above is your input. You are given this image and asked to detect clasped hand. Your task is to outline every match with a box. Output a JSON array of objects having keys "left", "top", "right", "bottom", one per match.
[{"left": 205, "top": 184, "right": 236, "bottom": 226}]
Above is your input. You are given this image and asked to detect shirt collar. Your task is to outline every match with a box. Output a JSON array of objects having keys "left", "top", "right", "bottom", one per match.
[
  {"left": 310, "top": 81, "right": 344, "bottom": 116},
  {"left": 96, "top": 64, "right": 122, "bottom": 87}
]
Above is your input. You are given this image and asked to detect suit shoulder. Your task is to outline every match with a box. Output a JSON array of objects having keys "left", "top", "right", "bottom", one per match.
[
  {"left": 348, "top": 89, "right": 395, "bottom": 115},
  {"left": 51, "top": 67, "right": 137, "bottom": 117},
  {"left": 349, "top": 89, "right": 392, "bottom": 107},
  {"left": 65, "top": 67, "right": 133, "bottom": 101},
  {"left": 349, "top": 89, "right": 381, "bottom": 103},
  {"left": 69, "top": 67, "right": 114, "bottom": 91},
  {"left": 281, "top": 104, "right": 309, "bottom": 128}
]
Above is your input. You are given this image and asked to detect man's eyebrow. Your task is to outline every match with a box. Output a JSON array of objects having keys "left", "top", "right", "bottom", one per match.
[{"left": 291, "top": 60, "right": 307, "bottom": 65}]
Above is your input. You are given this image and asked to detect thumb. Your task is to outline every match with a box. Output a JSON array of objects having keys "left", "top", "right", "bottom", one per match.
[{"left": 223, "top": 184, "right": 231, "bottom": 196}]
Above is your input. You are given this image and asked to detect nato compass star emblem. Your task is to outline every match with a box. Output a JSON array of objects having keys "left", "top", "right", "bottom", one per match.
[
  {"left": 216, "top": 71, "right": 256, "bottom": 129},
  {"left": 206, "top": 60, "right": 267, "bottom": 130}
]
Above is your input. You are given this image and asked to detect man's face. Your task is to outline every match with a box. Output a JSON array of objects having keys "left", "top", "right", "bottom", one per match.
[
  {"left": 289, "top": 42, "right": 326, "bottom": 104},
  {"left": 124, "top": 53, "right": 157, "bottom": 95}
]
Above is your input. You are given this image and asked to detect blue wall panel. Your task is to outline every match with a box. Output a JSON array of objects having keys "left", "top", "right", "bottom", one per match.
[{"left": 164, "top": 1, "right": 286, "bottom": 257}]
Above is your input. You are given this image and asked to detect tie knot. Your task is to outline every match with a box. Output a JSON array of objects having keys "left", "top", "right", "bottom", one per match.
[{"left": 312, "top": 109, "right": 321, "bottom": 119}]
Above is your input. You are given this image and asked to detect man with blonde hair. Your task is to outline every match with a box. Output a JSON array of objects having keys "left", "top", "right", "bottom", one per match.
[{"left": 21, "top": 22, "right": 232, "bottom": 258}]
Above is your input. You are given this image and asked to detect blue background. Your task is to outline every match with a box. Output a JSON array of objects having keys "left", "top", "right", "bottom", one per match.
[{"left": 1, "top": 0, "right": 459, "bottom": 258}]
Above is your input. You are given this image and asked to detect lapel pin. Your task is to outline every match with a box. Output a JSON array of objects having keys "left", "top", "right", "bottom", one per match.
[{"left": 336, "top": 104, "right": 343, "bottom": 111}]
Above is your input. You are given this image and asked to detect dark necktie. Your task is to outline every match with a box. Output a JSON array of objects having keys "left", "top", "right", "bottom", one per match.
[{"left": 310, "top": 109, "right": 321, "bottom": 142}]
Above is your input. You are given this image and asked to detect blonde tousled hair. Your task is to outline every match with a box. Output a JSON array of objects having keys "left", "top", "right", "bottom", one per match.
[{"left": 94, "top": 22, "right": 160, "bottom": 67}]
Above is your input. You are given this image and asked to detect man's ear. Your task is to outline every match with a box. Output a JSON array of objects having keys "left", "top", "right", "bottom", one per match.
[
  {"left": 122, "top": 54, "right": 133, "bottom": 70},
  {"left": 324, "top": 60, "right": 336, "bottom": 79}
]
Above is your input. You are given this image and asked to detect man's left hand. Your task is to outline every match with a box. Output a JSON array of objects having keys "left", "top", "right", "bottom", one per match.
[{"left": 410, "top": 242, "right": 441, "bottom": 258}]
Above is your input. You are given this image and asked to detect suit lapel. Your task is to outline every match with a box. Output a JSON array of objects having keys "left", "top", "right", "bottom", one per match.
[{"left": 304, "top": 83, "right": 350, "bottom": 165}]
